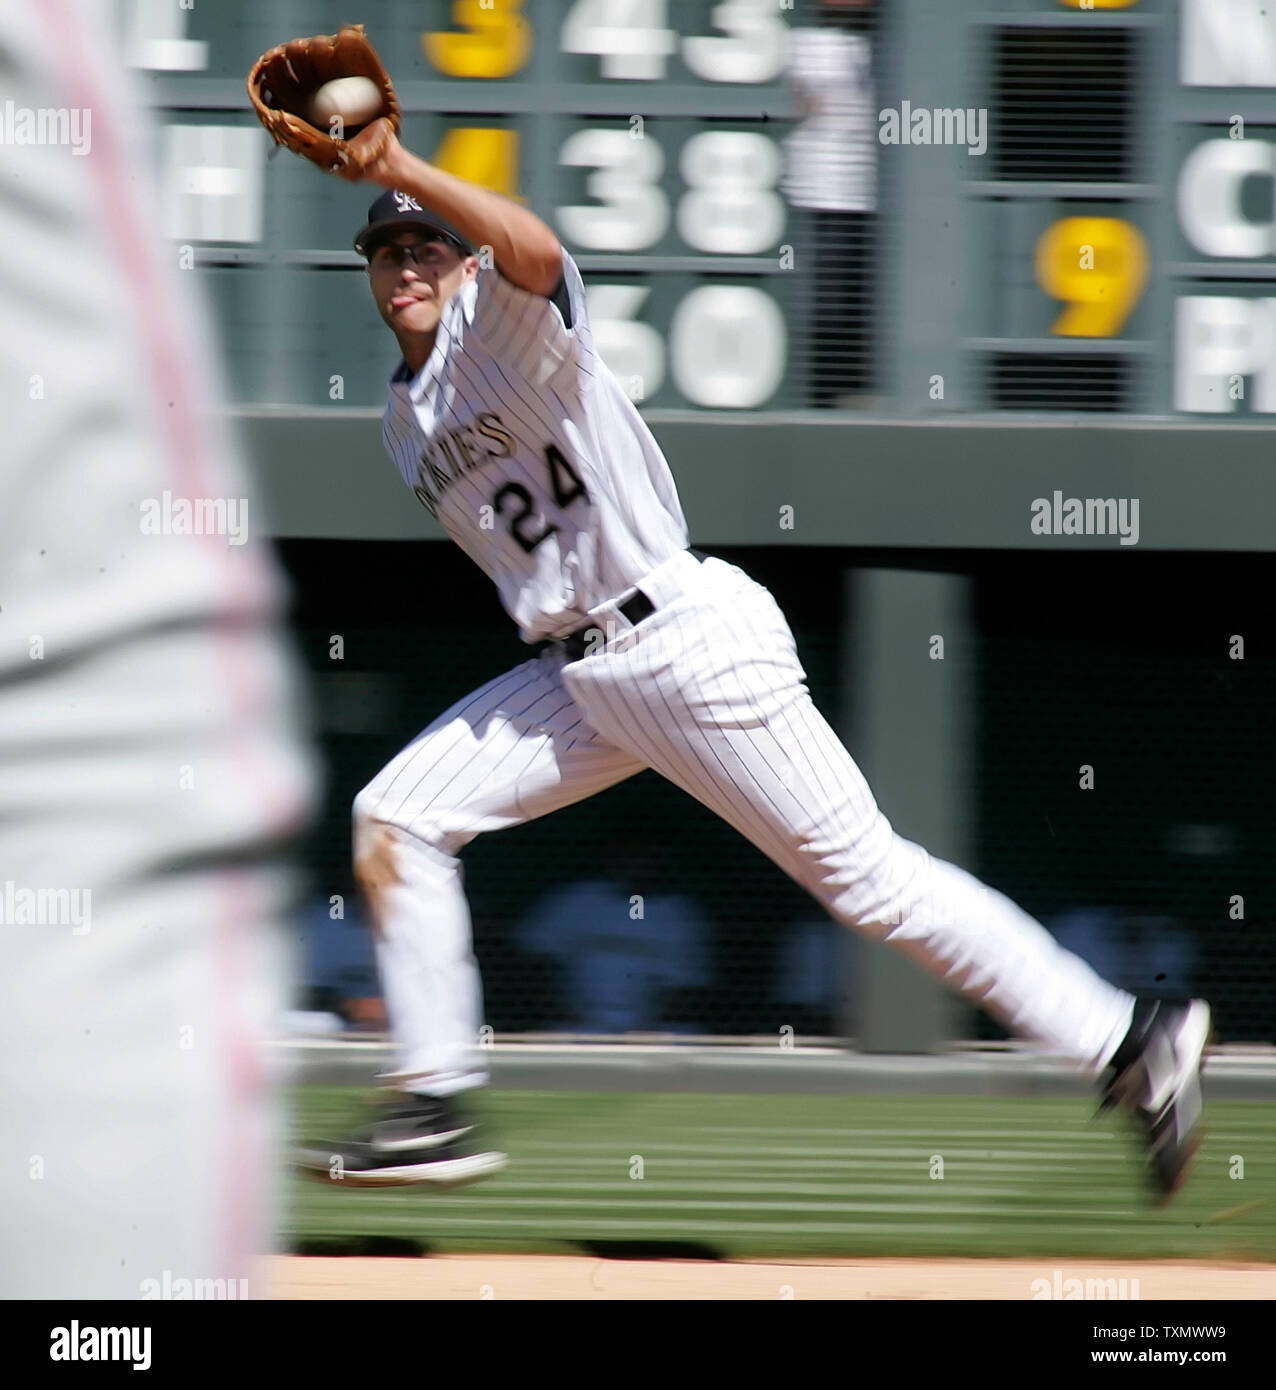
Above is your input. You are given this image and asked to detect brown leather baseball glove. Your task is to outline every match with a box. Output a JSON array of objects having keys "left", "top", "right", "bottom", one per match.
[{"left": 246, "top": 24, "right": 400, "bottom": 180}]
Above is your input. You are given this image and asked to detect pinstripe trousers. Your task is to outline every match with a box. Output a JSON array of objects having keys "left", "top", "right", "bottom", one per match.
[{"left": 354, "top": 550, "right": 1134, "bottom": 1095}]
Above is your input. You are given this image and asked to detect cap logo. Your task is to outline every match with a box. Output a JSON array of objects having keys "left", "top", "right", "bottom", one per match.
[{"left": 392, "top": 191, "right": 423, "bottom": 212}]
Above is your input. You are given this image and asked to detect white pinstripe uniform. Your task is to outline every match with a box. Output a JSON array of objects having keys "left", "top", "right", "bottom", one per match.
[{"left": 361, "top": 240, "right": 1135, "bottom": 1096}]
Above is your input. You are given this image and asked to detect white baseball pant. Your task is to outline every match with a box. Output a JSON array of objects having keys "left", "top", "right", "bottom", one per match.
[{"left": 355, "top": 549, "right": 1134, "bottom": 1094}]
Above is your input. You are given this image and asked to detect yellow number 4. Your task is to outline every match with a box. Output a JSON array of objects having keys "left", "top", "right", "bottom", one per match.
[
  {"left": 431, "top": 128, "right": 522, "bottom": 202},
  {"left": 1035, "top": 216, "right": 1149, "bottom": 337},
  {"left": 425, "top": 0, "right": 532, "bottom": 79}
]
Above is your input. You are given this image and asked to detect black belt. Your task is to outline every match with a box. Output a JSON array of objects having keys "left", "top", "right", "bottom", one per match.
[{"left": 560, "top": 547, "right": 708, "bottom": 662}]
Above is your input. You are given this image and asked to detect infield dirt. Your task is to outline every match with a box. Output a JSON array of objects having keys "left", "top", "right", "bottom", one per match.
[{"left": 269, "top": 1255, "right": 1276, "bottom": 1300}]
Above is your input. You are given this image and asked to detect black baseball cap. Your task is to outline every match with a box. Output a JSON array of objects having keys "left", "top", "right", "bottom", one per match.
[{"left": 354, "top": 189, "right": 475, "bottom": 258}]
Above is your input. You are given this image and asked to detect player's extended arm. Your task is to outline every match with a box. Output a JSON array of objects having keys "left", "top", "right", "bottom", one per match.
[
  {"left": 244, "top": 29, "right": 561, "bottom": 297},
  {"left": 364, "top": 134, "right": 563, "bottom": 299}
]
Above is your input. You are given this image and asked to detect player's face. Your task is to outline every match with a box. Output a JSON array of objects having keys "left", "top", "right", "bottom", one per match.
[{"left": 366, "top": 230, "right": 478, "bottom": 336}]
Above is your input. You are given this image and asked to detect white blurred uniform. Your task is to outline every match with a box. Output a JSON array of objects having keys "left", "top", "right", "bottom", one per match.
[
  {"left": 782, "top": 27, "right": 877, "bottom": 214},
  {"left": 0, "top": 4, "right": 313, "bottom": 1298}
]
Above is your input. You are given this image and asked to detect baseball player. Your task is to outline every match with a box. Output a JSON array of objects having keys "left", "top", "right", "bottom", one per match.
[{"left": 269, "top": 46, "right": 1209, "bottom": 1203}]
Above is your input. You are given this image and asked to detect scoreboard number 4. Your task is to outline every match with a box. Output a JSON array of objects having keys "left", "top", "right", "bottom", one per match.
[{"left": 430, "top": 127, "right": 521, "bottom": 201}]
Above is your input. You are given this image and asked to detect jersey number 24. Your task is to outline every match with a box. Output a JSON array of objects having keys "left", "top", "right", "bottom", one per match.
[{"left": 492, "top": 445, "right": 588, "bottom": 553}]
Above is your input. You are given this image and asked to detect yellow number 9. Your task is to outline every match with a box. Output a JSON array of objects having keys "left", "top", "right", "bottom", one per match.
[
  {"left": 425, "top": 0, "right": 532, "bottom": 79},
  {"left": 1034, "top": 216, "right": 1149, "bottom": 337}
]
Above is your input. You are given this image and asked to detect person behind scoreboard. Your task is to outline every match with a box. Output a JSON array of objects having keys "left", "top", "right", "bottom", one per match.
[{"left": 783, "top": 0, "right": 880, "bottom": 407}]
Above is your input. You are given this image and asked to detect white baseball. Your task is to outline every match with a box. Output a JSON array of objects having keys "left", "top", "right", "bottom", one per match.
[{"left": 310, "top": 76, "right": 382, "bottom": 130}]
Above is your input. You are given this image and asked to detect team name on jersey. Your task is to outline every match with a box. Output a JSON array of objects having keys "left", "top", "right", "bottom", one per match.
[{"left": 413, "top": 411, "right": 515, "bottom": 518}]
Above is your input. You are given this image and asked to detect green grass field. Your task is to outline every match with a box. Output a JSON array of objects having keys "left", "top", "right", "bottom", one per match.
[{"left": 286, "top": 1088, "right": 1276, "bottom": 1261}]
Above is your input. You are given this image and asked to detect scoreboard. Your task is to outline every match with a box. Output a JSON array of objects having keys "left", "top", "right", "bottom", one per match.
[
  {"left": 138, "top": 0, "right": 1276, "bottom": 421},
  {"left": 959, "top": 0, "right": 1276, "bottom": 417},
  {"left": 1173, "top": 0, "right": 1276, "bottom": 414},
  {"left": 143, "top": 0, "right": 803, "bottom": 413}
]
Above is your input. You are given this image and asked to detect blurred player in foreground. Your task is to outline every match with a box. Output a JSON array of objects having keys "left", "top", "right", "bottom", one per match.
[
  {"left": 251, "top": 32, "right": 1210, "bottom": 1206},
  {"left": 0, "top": 6, "right": 314, "bottom": 1298}
]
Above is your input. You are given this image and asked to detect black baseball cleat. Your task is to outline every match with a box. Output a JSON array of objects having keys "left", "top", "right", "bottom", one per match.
[
  {"left": 293, "top": 1092, "right": 508, "bottom": 1189},
  {"left": 1098, "top": 998, "right": 1212, "bottom": 1205}
]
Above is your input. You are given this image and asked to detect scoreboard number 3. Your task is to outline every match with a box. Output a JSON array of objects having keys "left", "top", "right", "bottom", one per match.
[
  {"left": 1034, "top": 217, "right": 1149, "bottom": 338},
  {"left": 425, "top": 0, "right": 533, "bottom": 79}
]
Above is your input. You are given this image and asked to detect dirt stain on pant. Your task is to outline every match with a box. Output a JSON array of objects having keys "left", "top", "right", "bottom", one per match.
[{"left": 354, "top": 824, "right": 404, "bottom": 940}]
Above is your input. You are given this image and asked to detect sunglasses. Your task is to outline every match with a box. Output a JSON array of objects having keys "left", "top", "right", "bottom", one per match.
[{"left": 367, "top": 237, "right": 463, "bottom": 270}]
